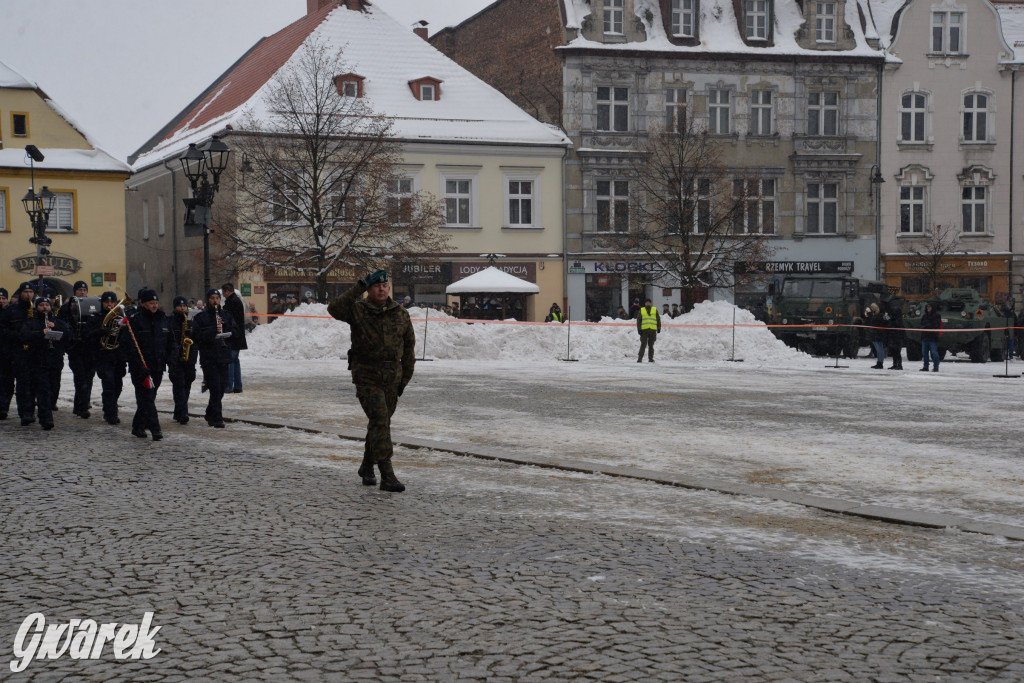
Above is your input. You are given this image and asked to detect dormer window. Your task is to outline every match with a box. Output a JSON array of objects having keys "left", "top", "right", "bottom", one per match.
[
  {"left": 334, "top": 73, "right": 365, "bottom": 98},
  {"left": 672, "top": 0, "right": 695, "bottom": 37},
  {"left": 409, "top": 77, "right": 443, "bottom": 101},
  {"left": 745, "top": 0, "right": 769, "bottom": 41}
]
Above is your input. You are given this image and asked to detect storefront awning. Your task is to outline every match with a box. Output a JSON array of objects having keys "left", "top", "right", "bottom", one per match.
[{"left": 446, "top": 266, "right": 540, "bottom": 294}]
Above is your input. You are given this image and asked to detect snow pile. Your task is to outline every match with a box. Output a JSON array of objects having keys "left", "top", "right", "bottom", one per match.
[{"left": 247, "top": 300, "right": 804, "bottom": 363}]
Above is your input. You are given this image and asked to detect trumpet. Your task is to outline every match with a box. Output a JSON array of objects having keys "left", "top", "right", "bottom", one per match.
[
  {"left": 179, "top": 316, "right": 194, "bottom": 362},
  {"left": 100, "top": 293, "right": 135, "bottom": 351}
]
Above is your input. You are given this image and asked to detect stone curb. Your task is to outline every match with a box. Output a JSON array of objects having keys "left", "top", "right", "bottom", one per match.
[{"left": 192, "top": 412, "right": 1024, "bottom": 542}]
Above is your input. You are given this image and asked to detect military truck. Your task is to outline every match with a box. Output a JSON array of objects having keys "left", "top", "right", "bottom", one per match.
[
  {"left": 903, "top": 288, "right": 1008, "bottom": 363},
  {"left": 767, "top": 274, "right": 890, "bottom": 357}
]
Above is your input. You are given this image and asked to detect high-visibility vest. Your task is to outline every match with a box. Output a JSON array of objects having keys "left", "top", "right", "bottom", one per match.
[{"left": 639, "top": 307, "right": 659, "bottom": 330}]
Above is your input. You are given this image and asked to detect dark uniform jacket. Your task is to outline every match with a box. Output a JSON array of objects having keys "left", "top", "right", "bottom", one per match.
[
  {"left": 223, "top": 293, "right": 248, "bottom": 351},
  {"left": 121, "top": 308, "right": 174, "bottom": 377},
  {"left": 328, "top": 283, "right": 415, "bottom": 388},
  {"left": 0, "top": 300, "right": 34, "bottom": 355},
  {"left": 20, "top": 314, "right": 71, "bottom": 368},
  {"left": 192, "top": 306, "right": 236, "bottom": 366}
]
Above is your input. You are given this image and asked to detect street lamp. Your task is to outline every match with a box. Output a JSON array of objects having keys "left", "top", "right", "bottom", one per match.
[
  {"left": 22, "top": 185, "right": 57, "bottom": 286},
  {"left": 869, "top": 164, "right": 885, "bottom": 280},
  {"left": 180, "top": 134, "right": 231, "bottom": 291}
]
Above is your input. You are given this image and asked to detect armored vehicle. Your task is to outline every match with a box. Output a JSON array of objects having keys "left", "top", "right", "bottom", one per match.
[
  {"left": 767, "top": 274, "right": 889, "bottom": 357},
  {"left": 903, "top": 288, "right": 1008, "bottom": 363}
]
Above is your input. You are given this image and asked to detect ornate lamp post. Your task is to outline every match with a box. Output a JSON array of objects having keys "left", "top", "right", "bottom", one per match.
[
  {"left": 22, "top": 186, "right": 56, "bottom": 287},
  {"left": 179, "top": 135, "right": 231, "bottom": 291},
  {"left": 869, "top": 164, "right": 885, "bottom": 281}
]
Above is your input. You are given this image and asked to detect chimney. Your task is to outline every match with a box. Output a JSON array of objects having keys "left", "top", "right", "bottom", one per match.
[
  {"left": 345, "top": 0, "right": 362, "bottom": 10},
  {"left": 307, "top": 0, "right": 346, "bottom": 14},
  {"left": 413, "top": 20, "right": 429, "bottom": 41}
]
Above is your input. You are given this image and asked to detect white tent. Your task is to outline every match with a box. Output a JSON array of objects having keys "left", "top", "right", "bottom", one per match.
[{"left": 445, "top": 266, "right": 540, "bottom": 294}]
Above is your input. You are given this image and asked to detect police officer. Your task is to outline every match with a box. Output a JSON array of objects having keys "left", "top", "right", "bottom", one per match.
[
  {"left": 192, "top": 288, "right": 236, "bottom": 428},
  {"left": 0, "top": 287, "right": 12, "bottom": 420},
  {"left": 328, "top": 270, "right": 415, "bottom": 493},
  {"left": 0, "top": 282, "right": 37, "bottom": 424},
  {"left": 19, "top": 296, "right": 71, "bottom": 430},
  {"left": 168, "top": 296, "right": 198, "bottom": 424},
  {"left": 636, "top": 297, "right": 661, "bottom": 363},
  {"left": 121, "top": 288, "right": 173, "bottom": 441},
  {"left": 58, "top": 280, "right": 95, "bottom": 418},
  {"left": 90, "top": 291, "right": 128, "bottom": 424}
]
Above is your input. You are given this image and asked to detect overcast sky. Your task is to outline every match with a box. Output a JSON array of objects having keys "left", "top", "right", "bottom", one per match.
[{"left": 0, "top": 0, "right": 492, "bottom": 162}]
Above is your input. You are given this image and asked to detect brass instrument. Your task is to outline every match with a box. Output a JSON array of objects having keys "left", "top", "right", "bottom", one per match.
[
  {"left": 99, "top": 293, "right": 135, "bottom": 351},
  {"left": 179, "top": 316, "right": 194, "bottom": 362}
]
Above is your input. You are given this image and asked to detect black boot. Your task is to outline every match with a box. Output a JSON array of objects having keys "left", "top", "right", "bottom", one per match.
[
  {"left": 358, "top": 463, "right": 377, "bottom": 486},
  {"left": 379, "top": 472, "right": 405, "bottom": 493}
]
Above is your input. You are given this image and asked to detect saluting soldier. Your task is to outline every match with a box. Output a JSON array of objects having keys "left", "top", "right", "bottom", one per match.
[
  {"left": 121, "top": 289, "right": 174, "bottom": 441},
  {"left": 57, "top": 280, "right": 96, "bottom": 418},
  {"left": 19, "top": 296, "right": 71, "bottom": 431},
  {"left": 168, "top": 296, "right": 198, "bottom": 424},
  {"left": 0, "top": 282, "right": 38, "bottom": 424},
  {"left": 328, "top": 270, "right": 415, "bottom": 493},
  {"left": 89, "top": 291, "right": 128, "bottom": 424},
  {"left": 192, "top": 288, "right": 236, "bottom": 428}
]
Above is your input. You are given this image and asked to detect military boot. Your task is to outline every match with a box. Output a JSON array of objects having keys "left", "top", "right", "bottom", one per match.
[
  {"left": 358, "top": 463, "right": 377, "bottom": 486},
  {"left": 379, "top": 471, "right": 405, "bottom": 493}
]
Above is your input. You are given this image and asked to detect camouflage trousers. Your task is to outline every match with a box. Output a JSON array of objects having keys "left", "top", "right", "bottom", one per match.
[
  {"left": 638, "top": 329, "right": 658, "bottom": 361},
  {"left": 355, "top": 383, "right": 400, "bottom": 475}
]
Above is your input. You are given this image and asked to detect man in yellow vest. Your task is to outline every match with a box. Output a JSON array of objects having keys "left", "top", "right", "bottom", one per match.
[{"left": 636, "top": 297, "right": 661, "bottom": 363}]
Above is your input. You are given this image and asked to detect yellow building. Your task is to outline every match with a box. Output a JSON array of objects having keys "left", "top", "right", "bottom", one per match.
[{"left": 0, "top": 61, "right": 130, "bottom": 299}]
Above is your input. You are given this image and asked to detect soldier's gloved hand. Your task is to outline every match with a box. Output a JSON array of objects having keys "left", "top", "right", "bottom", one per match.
[
  {"left": 397, "top": 382, "right": 406, "bottom": 397},
  {"left": 357, "top": 277, "right": 369, "bottom": 291}
]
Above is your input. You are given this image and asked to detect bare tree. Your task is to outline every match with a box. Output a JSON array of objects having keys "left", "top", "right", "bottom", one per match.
[
  {"left": 904, "top": 223, "right": 960, "bottom": 295},
  {"left": 221, "top": 37, "right": 449, "bottom": 300},
  {"left": 595, "top": 110, "right": 774, "bottom": 310}
]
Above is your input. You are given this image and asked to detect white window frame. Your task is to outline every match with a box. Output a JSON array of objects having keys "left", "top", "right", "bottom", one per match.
[
  {"left": 0, "top": 188, "right": 7, "bottom": 232},
  {"left": 597, "top": 86, "right": 629, "bottom": 132},
  {"left": 595, "top": 179, "right": 629, "bottom": 233},
  {"left": 899, "top": 91, "right": 928, "bottom": 143},
  {"left": 932, "top": 10, "right": 964, "bottom": 54},
  {"left": 708, "top": 89, "right": 730, "bottom": 135},
  {"left": 269, "top": 177, "right": 303, "bottom": 224},
  {"left": 440, "top": 170, "right": 479, "bottom": 228},
  {"left": 745, "top": 0, "right": 769, "bottom": 41},
  {"left": 961, "top": 184, "right": 987, "bottom": 234},
  {"left": 689, "top": 178, "right": 712, "bottom": 234},
  {"left": 604, "top": 0, "right": 624, "bottom": 34},
  {"left": 962, "top": 92, "right": 989, "bottom": 143},
  {"left": 750, "top": 90, "right": 772, "bottom": 136},
  {"left": 672, "top": 0, "right": 695, "bottom": 37},
  {"left": 806, "top": 182, "right": 838, "bottom": 234},
  {"left": 899, "top": 185, "right": 926, "bottom": 234},
  {"left": 815, "top": 2, "right": 836, "bottom": 43},
  {"left": 665, "top": 88, "right": 687, "bottom": 132},
  {"left": 387, "top": 175, "right": 416, "bottom": 224},
  {"left": 807, "top": 91, "right": 839, "bottom": 136},
  {"left": 420, "top": 84, "right": 436, "bottom": 101},
  {"left": 45, "top": 191, "right": 75, "bottom": 233},
  {"left": 732, "top": 178, "right": 776, "bottom": 234},
  {"left": 503, "top": 173, "right": 541, "bottom": 229}
]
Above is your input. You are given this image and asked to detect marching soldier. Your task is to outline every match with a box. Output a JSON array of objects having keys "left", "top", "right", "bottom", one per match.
[
  {"left": 168, "top": 296, "right": 198, "bottom": 424},
  {"left": 192, "top": 288, "right": 236, "bottom": 428},
  {"left": 19, "top": 296, "right": 71, "bottom": 431},
  {"left": 57, "top": 280, "right": 95, "bottom": 418},
  {"left": 328, "top": 270, "right": 415, "bottom": 493},
  {"left": 121, "top": 289, "right": 174, "bottom": 441},
  {"left": 0, "top": 282, "right": 37, "bottom": 424},
  {"left": 90, "top": 291, "right": 128, "bottom": 424},
  {"left": 0, "top": 287, "right": 12, "bottom": 420}
]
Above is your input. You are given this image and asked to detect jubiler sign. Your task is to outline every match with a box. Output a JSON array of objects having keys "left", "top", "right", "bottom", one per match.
[{"left": 12, "top": 253, "right": 82, "bottom": 276}]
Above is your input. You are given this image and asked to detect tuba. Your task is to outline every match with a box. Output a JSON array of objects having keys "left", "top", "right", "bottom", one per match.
[{"left": 99, "top": 294, "right": 135, "bottom": 351}]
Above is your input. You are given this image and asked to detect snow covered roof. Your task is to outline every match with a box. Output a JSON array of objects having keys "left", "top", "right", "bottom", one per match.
[
  {"left": 131, "top": 1, "right": 570, "bottom": 170},
  {"left": 560, "top": 0, "right": 884, "bottom": 59},
  {"left": 996, "top": 3, "right": 1024, "bottom": 63},
  {"left": 0, "top": 59, "right": 131, "bottom": 174},
  {"left": 446, "top": 266, "right": 541, "bottom": 294}
]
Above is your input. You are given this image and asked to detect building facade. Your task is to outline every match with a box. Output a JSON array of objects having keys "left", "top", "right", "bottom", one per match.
[{"left": 0, "top": 61, "right": 131, "bottom": 299}]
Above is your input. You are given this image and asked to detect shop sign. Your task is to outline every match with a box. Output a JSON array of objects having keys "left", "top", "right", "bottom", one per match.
[
  {"left": 452, "top": 261, "right": 536, "bottom": 282},
  {"left": 734, "top": 261, "right": 854, "bottom": 275},
  {"left": 12, "top": 253, "right": 82, "bottom": 276},
  {"left": 592, "top": 261, "right": 660, "bottom": 273},
  {"left": 398, "top": 262, "right": 451, "bottom": 284},
  {"left": 264, "top": 265, "right": 356, "bottom": 283}
]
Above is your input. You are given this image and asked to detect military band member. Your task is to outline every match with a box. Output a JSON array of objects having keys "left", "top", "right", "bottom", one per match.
[
  {"left": 89, "top": 291, "right": 127, "bottom": 425},
  {"left": 1, "top": 282, "right": 37, "bottom": 424},
  {"left": 193, "top": 288, "right": 236, "bottom": 428},
  {"left": 168, "top": 296, "right": 198, "bottom": 424},
  {"left": 19, "top": 296, "right": 71, "bottom": 431},
  {"left": 121, "top": 289, "right": 174, "bottom": 441},
  {"left": 58, "top": 280, "right": 95, "bottom": 418},
  {"left": 0, "top": 287, "right": 12, "bottom": 420}
]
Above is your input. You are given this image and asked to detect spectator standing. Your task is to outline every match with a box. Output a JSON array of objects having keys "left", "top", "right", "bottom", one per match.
[
  {"left": 221, "top": 283, "right": 247, "bottom": 394},
  {"left": 268, "top": 294, "right": 283, "bottom": 322},
  {"left": 670, "top": 303, "right": 680, "bottom": 319},
  {"left": 866, "top": 302, "right": 886, "bottom": 369},
  {"left": 884, "top": 299, "right": 904, "bottom": 370},
  {"left": 545, "top": 303, "right": 564, "bottom": 323},
  {"left": 920, "top": 302, "right": 942, "bottom": 372},
  {"left": 629, "top": 298, "right": 642, "bottom": 320},
  {"left": 636, "top": 297, "right": 661, "bottom": 363}
]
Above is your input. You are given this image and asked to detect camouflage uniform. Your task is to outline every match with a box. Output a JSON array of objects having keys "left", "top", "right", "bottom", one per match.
[{"left": 328, "top": 282, "right": 415, "bottom": 477}]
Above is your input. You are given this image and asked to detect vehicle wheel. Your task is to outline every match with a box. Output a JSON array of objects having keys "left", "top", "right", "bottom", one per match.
[
  {"left": 969, "top": 332, "right": 991, "bottom": 363},
  {"left": 905, "top": 344, "right": 922, "bottom": 362}
]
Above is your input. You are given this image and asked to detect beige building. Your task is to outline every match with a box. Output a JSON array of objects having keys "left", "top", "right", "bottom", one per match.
[
  {"left": 875, "top": 0, "right": 1020, "bottom": 301},
  {"left": 127, "top": 0, "right": 569, "bottom": 322},
  {"left": 0, "top": 61, "right": 131, "bottom": 299}
]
